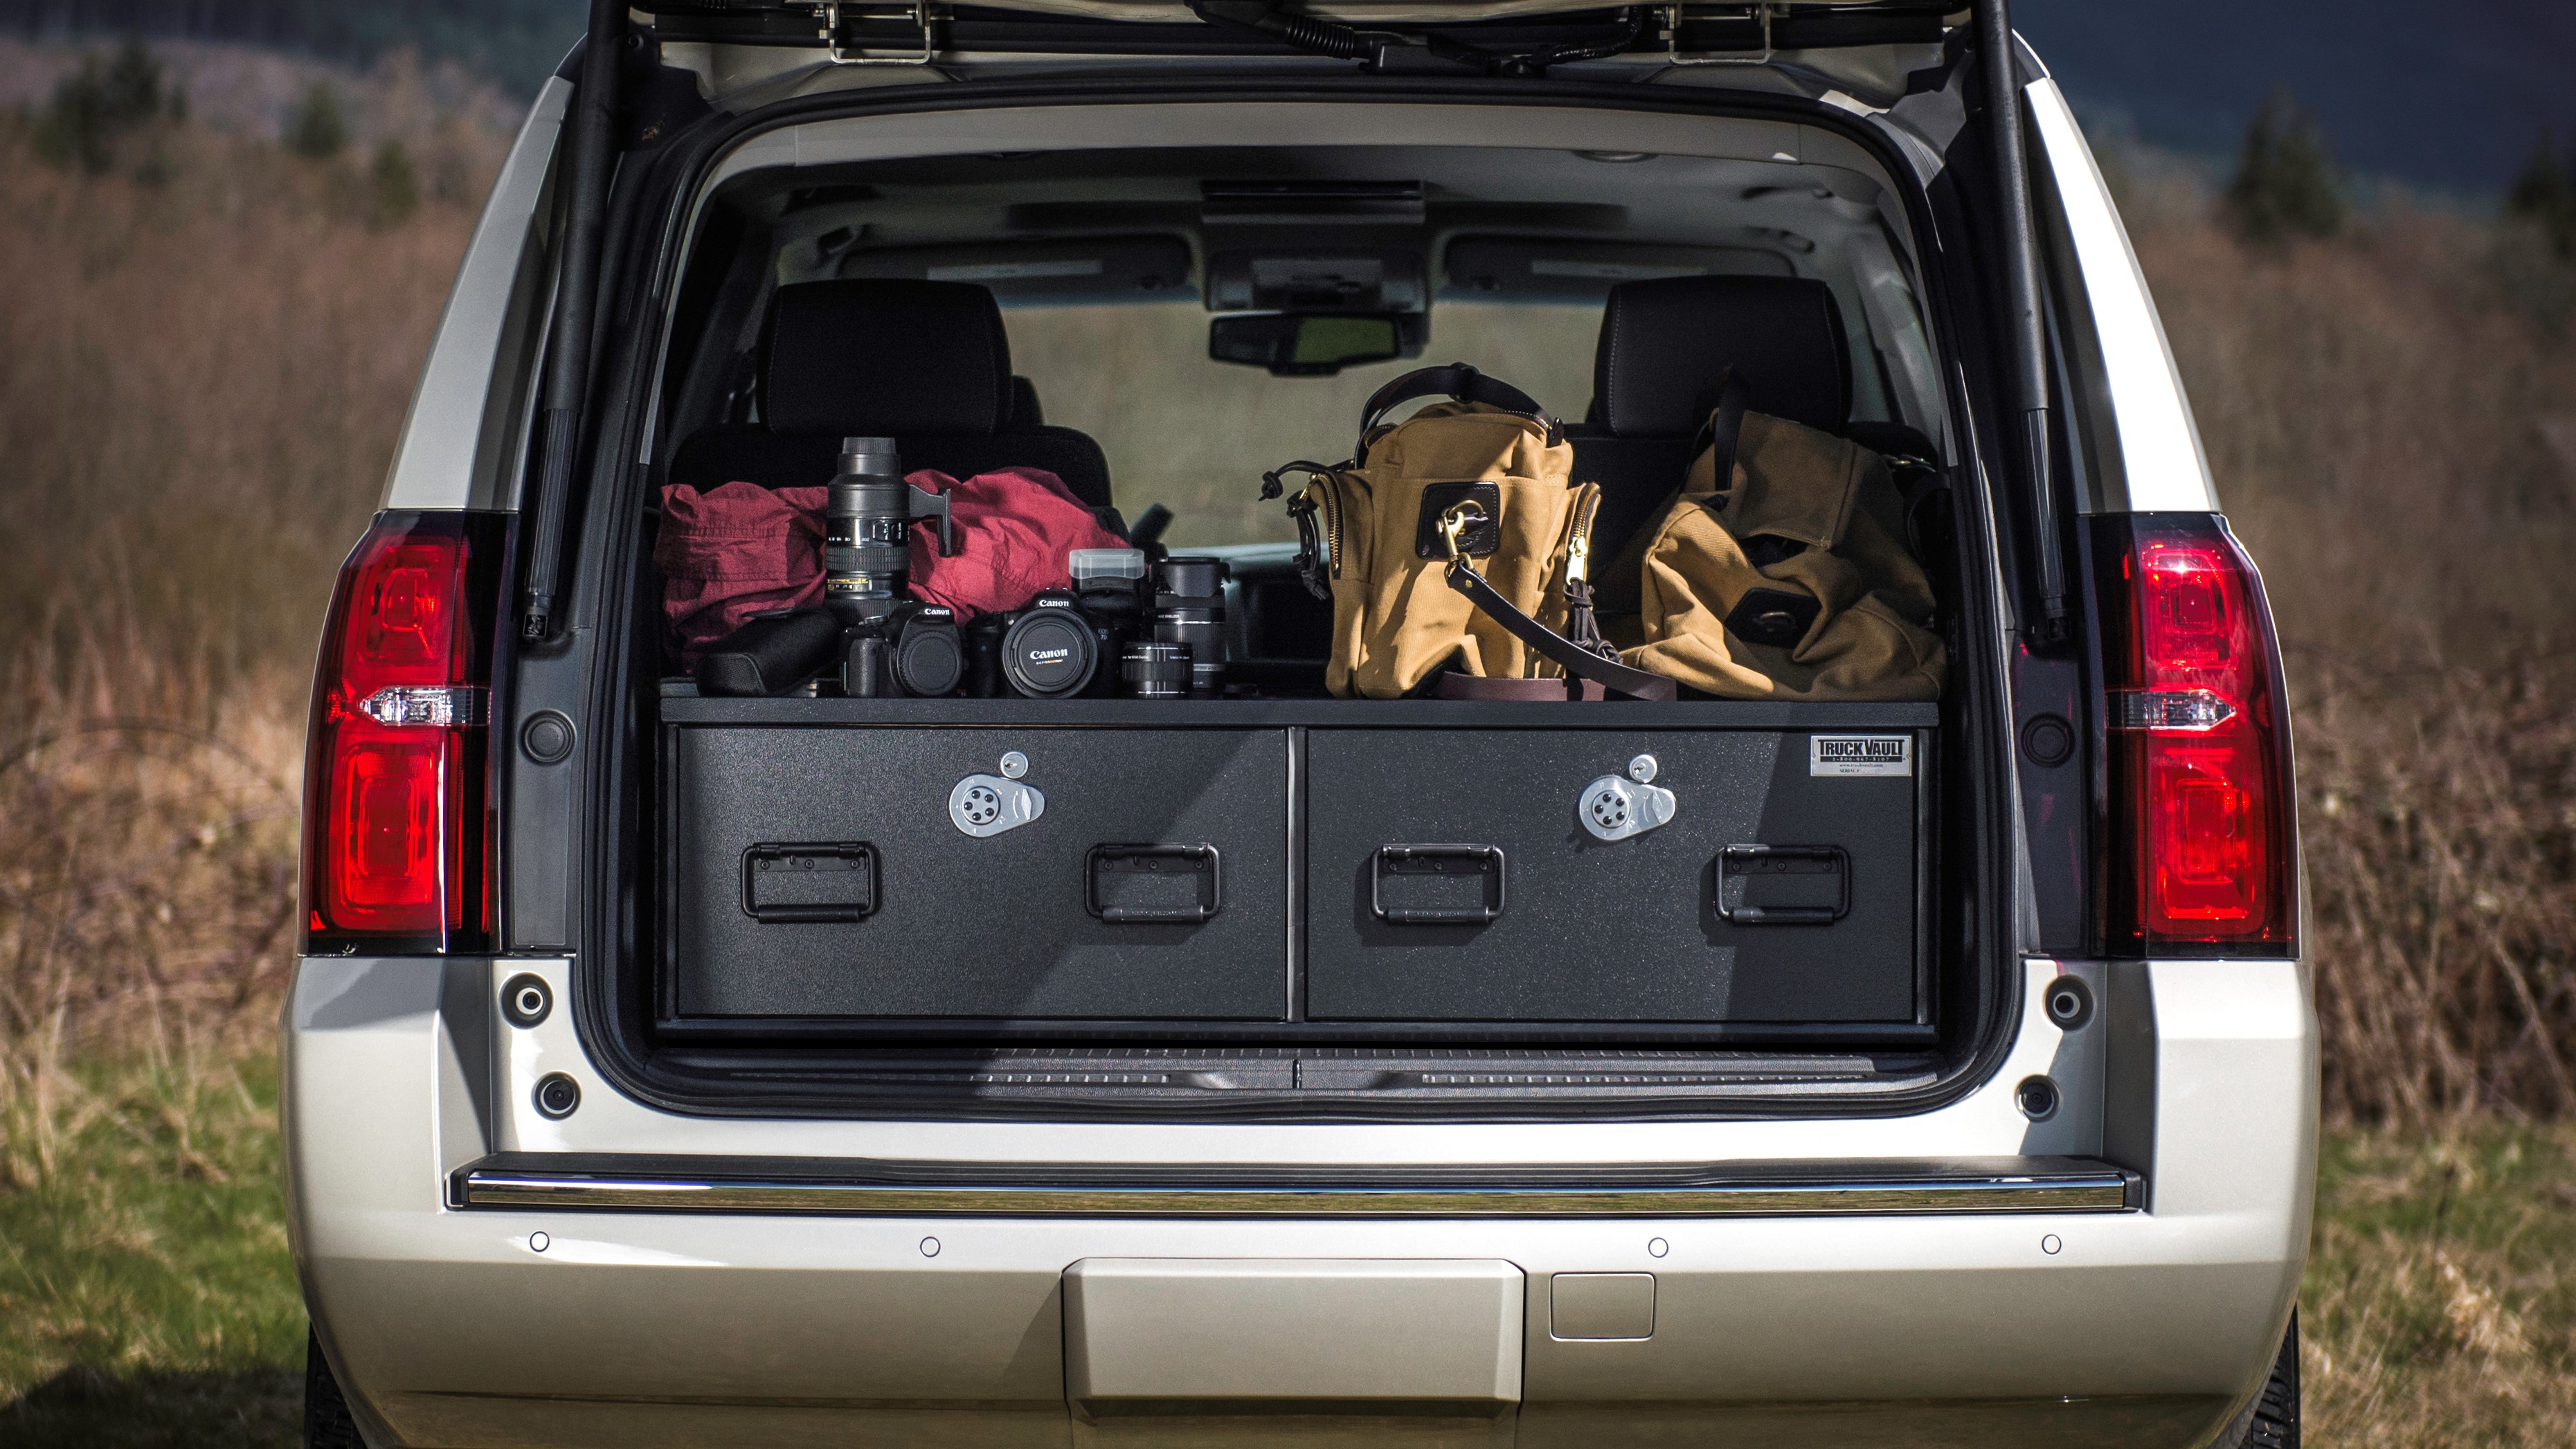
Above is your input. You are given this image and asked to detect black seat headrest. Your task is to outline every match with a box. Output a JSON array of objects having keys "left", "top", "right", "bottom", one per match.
[
  {"left": 763, "top": 279, "right": 1013, "bottom": 435},
  {"left": 1592, "top": 276, "right": 1853, "bottom": 437}
]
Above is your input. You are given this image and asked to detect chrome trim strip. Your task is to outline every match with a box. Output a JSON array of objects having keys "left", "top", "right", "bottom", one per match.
[{"left": 459, "top": 1168, "right": 2136, "bottom": 1217}]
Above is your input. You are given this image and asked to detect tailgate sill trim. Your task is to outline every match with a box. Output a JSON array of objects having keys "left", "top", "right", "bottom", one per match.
[{"left": 453, "top": 1155, "right": 2140, "bottom": 1216}]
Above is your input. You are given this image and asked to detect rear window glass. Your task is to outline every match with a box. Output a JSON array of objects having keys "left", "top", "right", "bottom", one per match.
[{"left": 1006, "top": 300, "right": 1599, "bottom": 546}]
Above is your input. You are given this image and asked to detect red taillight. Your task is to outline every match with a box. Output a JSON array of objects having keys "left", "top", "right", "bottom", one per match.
[
  {"left": 2100, "top": 515, "right": 2298, "bottom": 954},
  {"left": 303, "top": 512, "right": 506, "bottom": 951}
]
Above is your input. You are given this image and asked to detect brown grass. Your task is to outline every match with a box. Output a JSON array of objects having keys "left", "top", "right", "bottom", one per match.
[
  {"left": 2121, "top": 164, "right": 2576, "bottom": 1123},
  {"left": 0, "top": 89, "right": 494, "bottom": 1124},
  {"left": 0, "top": 118, "right": 489, "bottom": 694}
]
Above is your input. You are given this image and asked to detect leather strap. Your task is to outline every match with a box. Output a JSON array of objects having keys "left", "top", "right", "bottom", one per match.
[
  {"left": 1356, "top": 362, "right": 1560, "bottom": 465},
  {"left": 1435, "top": 673, "right": 1607, "bottom": 702},
  {"left": 1690, "top": 370, "right": 1751, "bottom": 507},
  {"left": 1443, "top": 559, "right": 1678, "bottom": 701}
]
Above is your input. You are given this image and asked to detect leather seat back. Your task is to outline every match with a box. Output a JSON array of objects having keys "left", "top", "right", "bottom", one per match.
[
  {"left": 668, "top": 279, "right": 1115, "bottom": 507},
  {"left": 1570, "top": 276, "right": 1855, "bottom": 561}
]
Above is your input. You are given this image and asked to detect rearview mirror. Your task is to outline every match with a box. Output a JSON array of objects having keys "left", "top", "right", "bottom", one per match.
[{"left": 1209, "top": 312, "right": 1412, "bottom": 377}]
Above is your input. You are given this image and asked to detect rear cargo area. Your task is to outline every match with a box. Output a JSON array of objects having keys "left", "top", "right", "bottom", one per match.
[{"left": 596, "top": 110, "right": 2003, "bottom": 1110}]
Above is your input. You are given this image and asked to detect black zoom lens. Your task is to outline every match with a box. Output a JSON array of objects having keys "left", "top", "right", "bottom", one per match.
[
  {"left": 1122, "top": 641, "right": 1189, "bottom": 699},
  {"left": 1002, "top": 596, "right": 1098, "bottom": 699},
  {"left": 1152, "top": 555, "right": 1230, "bottom": 697}
]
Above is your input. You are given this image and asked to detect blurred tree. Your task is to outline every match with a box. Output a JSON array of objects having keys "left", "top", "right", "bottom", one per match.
[
  {"left": 31, "top": 38, "right": 168, "bottom": 174},
  {"left": 2505, "top": 132, "right": 2576, "bottom": 260},
  {"left": 286, "top": 79, "right": 346, "bottom": 160},
  {"left": 100, "top": 35, "right": 164, "bottom": 119},
  {"left": 0, "top": 0, "right": 584, "bottom": 100},
  {"left": 2226, "top": 87, "right": 2345, "bottom": 245},
  {"left": 370, "top": 138, "right": 418, "bottom": 226}
]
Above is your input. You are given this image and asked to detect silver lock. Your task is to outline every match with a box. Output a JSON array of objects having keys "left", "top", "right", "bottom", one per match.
[
  {"left": 951, "top": 758, "right": 1045, "bottom": 838},
  {"left": 1579, "top": 771, "right": 1677, "bottom": 842}
]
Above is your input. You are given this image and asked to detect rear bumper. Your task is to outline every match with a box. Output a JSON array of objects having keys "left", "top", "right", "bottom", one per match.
[{"left": 282, "top": 955, "right": 2315, "bottom": 1449}]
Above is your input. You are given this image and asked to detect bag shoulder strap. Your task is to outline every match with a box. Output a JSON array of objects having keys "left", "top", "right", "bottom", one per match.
[
  {"left": 1688, "top": 369, "right": 1751, "bottom": 502},
  {"left": 1355, "top": 362, "right": 1561, "bottom": 465},
  {"left": 1443, "top": 561, "right": 1678, "bottom": 701}
]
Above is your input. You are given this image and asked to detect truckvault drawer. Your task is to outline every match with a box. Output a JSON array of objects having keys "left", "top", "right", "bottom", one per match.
[
  {"left": 1303, "top": 729, "right": 1928, "bottom": 1027},
  {"left": 664, "top": 727, "right": 1289, "bottom": 1022}
]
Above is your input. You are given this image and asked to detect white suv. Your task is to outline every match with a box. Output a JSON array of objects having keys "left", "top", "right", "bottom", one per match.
[{"left": 284, "top": 5, "right": 2313, "bottom": 1447}]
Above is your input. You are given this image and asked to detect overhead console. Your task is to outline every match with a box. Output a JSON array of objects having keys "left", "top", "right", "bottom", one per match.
[{"left": 1200, "top": 179, "right": 1432, "bottom": 375}]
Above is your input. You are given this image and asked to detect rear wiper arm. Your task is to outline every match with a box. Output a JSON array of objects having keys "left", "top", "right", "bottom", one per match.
[{"left": 1189, "top": 1, "right": 1647, "bottom": 78}]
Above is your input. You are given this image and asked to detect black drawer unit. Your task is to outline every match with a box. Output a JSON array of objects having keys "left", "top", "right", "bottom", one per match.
[
  {"left": 656, "top": 699, "right": 1934, "bottom": 1041},
  {"left": 663, "top": 725, "right": 1290, "bottom": 1023},
  {"left": 1303, "top": 728, "right": 1930, "bottom": 1029}
]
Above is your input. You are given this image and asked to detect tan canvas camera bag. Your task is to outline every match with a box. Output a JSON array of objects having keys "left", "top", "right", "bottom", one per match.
[
  {"left": 1266, "top": 365, "right": 1669, "bottom": 701},
  {"left": 1604, "top": 375, "right": 1947, "bottom": 701}
]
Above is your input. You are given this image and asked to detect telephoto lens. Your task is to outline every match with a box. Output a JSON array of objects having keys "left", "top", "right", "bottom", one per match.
[
  {"left": 1000, "top": 592, "right": 1099, "bottom": 699},
  {"left": 1152, "top": 556, "right": 1231, "bottom": 697},
  {"left": 1122, "top": 641, "right": 1189, "bottom": 700},
  {"left": 823, "top": 436, "right": 955, "bottom": 626}
]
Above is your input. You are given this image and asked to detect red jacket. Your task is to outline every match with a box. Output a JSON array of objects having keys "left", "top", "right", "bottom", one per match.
[{"left": 657, "top": 467, "right": 1123, "bottom": 667}]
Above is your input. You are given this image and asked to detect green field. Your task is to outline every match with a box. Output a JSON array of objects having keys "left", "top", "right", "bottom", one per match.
[
  {"left": 1, "top": 1056, "right": 304, "bottom": 1447},
  {"left": 5, "top": 1054, "right": 2573, "bottom": 1446}
]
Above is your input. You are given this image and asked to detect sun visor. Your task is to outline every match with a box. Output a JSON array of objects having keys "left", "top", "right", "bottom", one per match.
[
  {"left": 1205, "top": 249, "right": 1427, "bottom": 313},
  {"left": 1443, "top": 237, "right": 1796, "bottom": 302},
  {"left": 836, "top": 235, "right": 1194, "bottom": 303}
]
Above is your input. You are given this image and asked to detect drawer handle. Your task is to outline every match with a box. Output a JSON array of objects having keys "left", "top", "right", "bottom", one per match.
[
  {"left": 741, "top": 842, "right": 877, "bottom": 924},
  {"left": 1715, "top": 844, "right": 1849, "bottom": 926},
  {"left": 1086, "top": 844, "right": 1222, "bottom": 924},
  {"left": 1371, "top": 845, "right": 1507, "bottom": 925}
]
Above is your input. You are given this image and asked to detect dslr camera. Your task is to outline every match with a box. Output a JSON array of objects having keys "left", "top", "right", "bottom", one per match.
[
  {"left": 842, "top": 601, "right": 964, "bottom": 698},
  {"left": 959, "top": 552, "right": 1234, "bottom": 701}
]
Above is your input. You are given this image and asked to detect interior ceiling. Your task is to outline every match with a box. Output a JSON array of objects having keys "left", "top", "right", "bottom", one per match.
[{"left": 739, "top": 144, "right": 1898, "bottom": 298}]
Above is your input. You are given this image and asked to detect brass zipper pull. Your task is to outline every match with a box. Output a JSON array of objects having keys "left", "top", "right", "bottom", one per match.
[{"left": 1566, "top": 485, "right": 1601, "bottom": 585}]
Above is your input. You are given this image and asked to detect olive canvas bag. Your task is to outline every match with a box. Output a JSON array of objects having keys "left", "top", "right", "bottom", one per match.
[
  {"left": 1267, "top": 365, "right": 1670, "bottom": 701},
  {"left": 1604, "top": 376, "right": 1947, "bottom": 701}
]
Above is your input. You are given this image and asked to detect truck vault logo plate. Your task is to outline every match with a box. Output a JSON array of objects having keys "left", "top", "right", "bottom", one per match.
[{"left": 1810, "top": 735, "right": 1912, "bottom": 777}]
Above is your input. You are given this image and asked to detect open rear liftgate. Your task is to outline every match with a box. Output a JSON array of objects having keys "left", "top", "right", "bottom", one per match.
[{"left": 656, "top": 698, "right": 1934, "bottom": 1042}]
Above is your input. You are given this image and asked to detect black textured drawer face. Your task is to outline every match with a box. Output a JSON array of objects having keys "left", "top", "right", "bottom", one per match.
[
  {"left": 666, "top": 728, "right": 1288, "bottom": 1021},
  {"left": 1301, "top": 730, "right": 1927, "bottom": 1025}
]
